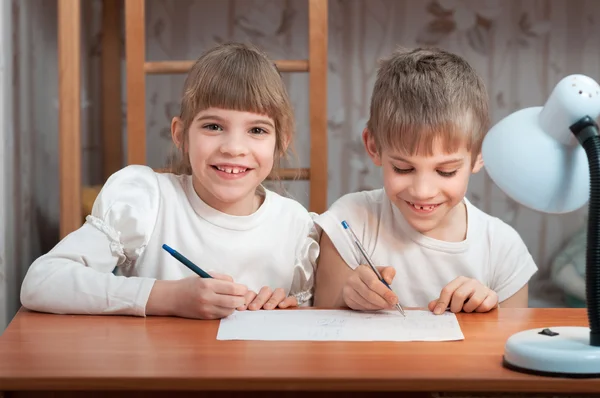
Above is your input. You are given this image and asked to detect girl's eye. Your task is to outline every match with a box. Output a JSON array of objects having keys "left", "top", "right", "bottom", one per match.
[
  {"left": 392, "top": 166, "right": 413, "bottom": 174},
  {"left": 250, "top": 127, "right": 267, "bottom": 135},
  {"left": 203, "top": 124, "right": 222, "bottom": 131},
  {"left": 437, "top": 170, "right": 458, "bottom": 177}
]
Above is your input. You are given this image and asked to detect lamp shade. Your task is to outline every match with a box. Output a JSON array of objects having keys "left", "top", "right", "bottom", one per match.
[{"left": 482, "top": 75, "right": 600, "bottom": 214}]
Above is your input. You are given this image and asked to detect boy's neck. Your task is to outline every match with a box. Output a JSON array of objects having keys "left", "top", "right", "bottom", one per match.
[{"left": 422, "top": 201, "right": 468, "bottom": 242}]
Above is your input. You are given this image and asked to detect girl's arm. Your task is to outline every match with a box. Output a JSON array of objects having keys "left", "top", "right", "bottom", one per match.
[
  {"left": 20, "top": 166, "right": 160, "bottom": 316},
  {"left": 20, "top": 221, "right": 156, "bottom": 316}
]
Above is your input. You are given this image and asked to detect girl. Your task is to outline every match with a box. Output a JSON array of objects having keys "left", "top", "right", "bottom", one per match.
[{"left": 20, "top": 43, "right": 319, "bottom": 320}]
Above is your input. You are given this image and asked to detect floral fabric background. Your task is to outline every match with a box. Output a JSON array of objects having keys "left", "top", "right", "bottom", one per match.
[{"left": 2, "top": 0, "right": 600, "bottom": 328}]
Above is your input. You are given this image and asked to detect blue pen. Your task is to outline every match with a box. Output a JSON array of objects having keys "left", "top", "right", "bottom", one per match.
[
  {"left": 341, "top": 220, "right": 405, "bottom": 316},
  {"left": 162, "top": 244, "right": 212, "bottom": 279}
]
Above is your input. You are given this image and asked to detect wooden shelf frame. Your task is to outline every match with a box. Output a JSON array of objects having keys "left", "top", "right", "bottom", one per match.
[{"left": 57, "top": 0, "right": 328, "bottom": 238}]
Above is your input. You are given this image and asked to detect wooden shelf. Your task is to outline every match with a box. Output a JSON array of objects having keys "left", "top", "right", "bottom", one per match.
[{"left": 58, "top": 0, "right": 328, "bottom": 237}]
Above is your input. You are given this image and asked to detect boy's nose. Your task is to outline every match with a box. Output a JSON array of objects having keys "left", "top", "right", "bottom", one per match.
[{"left": 409, "top": 176, "right": 438, "bottom": 200}]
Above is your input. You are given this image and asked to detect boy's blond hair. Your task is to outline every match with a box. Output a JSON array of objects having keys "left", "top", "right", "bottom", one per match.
[
  {"left": 367, "top": 47, "right": 489, "bottom": 161},
  {"left": 171, "top": 42, "right": 295, "bottom": 176}
]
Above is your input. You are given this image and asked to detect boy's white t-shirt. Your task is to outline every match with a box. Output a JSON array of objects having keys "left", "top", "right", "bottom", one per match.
[
  {"left": 20, "top": 165, "right": 319, "bottom": 316},
  {"left": 314, "top": 189, "right": 538, "bottom": 306}
]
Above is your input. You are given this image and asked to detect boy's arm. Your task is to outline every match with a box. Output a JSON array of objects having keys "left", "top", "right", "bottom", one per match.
[
  {"left": 489, "top": 220, "right": 537, "bottom": 307},
  {"left": 499, "top": 284, "right": 529, "bottom": 307},
  {"left": 313, "top": 232, "right": 354, "bottom": 308}
]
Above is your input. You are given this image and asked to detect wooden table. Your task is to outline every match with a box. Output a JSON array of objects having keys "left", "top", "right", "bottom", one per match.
[{"left": 0, "top": 308, "right": 598, "bottom": 397}]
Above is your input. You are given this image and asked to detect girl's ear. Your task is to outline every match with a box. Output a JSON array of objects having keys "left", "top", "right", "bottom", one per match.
[
  {"left": 171, "top": 117, "right": 185, "bottom": 149},
  {"left": 281, "top": 134, "right": 291, "bottom": 153}
]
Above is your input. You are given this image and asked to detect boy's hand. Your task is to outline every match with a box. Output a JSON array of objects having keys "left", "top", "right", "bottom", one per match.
[
  {"left": 240, "top": 287, "right": 298, "bottom": 311},
  {"left": 428, "top": 276, "right": 498, "bottom": 315},
  {"left": 342, "top": 264, "right": 398, "bottom": 311}
]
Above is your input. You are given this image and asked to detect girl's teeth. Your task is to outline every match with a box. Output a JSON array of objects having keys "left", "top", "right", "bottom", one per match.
[{"left": 217, "top": 166, "right": 247, "bottom": 174}]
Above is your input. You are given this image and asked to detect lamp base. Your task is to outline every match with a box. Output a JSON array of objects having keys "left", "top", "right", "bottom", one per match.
[{"left": 503, "top": 326, "right": 600, "bottom": 378}]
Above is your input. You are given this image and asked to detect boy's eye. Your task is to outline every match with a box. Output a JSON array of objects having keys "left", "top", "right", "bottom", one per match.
[
  {"left": 203, "top": 124, "right": 223, "bottom": 131},
  {"left": 250, "top": 127, "right": 267, "bottom": 135},
  {"left": 392, "top": 166, "right": 413, "bottom": 174},
  {"left": 437, "top": 170, "right": 457, "bottom": 177}
]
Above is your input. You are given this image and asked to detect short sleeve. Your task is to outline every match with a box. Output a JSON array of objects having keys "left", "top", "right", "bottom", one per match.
[
  {"left": 313, "top": 192, "right": 373, "bottom": 270},
  {"left": 288, "top": 212, "right": 321, "bottom": 306},
  {"left": 86, "top": 165, "right": 161, "bottom": 267},
  {"left": 489, "top": 220, "right": 539, "bottom": 302}
]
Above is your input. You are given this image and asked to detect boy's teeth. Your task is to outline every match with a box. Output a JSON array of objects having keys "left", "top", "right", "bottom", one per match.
[{"left": 409, "top": 202, "right": 436, "bottom": 210}]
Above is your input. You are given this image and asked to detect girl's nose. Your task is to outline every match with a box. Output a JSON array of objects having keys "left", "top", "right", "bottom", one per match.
[{"left": 219, "top": 134, "right": 249, "bottom": 157}]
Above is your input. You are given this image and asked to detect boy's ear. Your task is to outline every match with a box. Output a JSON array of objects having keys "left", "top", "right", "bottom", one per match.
[
  {"left": 362, "top": 129, "right": 382, "bottom": 166},
  {"left": 171, "top": 117, "right": 184, "bottom": 149},
  {"left": 472, "top": 153, "right": 484, "bottom": 173}
]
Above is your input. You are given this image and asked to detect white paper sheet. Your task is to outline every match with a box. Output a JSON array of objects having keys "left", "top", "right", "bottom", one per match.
[{"left": 216, "top": 309, "right": 464, "bottom": 341}]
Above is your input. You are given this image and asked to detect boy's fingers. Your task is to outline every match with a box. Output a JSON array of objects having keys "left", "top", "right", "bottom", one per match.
[
  {"left": 248, "top": 286, "right": 272, "bottom": 310},
  {"left": 356, "top": 265, "right": 397, "bottom": 304},
  {"left": 356, "top": 277, "right": 395, "bottom": 308},
  {"left": 345, "top": 290, "right": 380, "bottom": 311},
  {"left": 450, "top": 280, "right": 477, "bottom": 313},
  {"left": 462, "top": 288, "right": 488, "bottom": 313},
  {"left": 377, "top": 266, "right": 396, "bottom": 285},
  {"left": 264, "top": 288, "right": 286, "bottom": 310},
  {"left": 435, "top": 277, "right": 468, "bottom": 314},
  {"left": 476, "top": 291, "right": 499, "bottom": 312}
]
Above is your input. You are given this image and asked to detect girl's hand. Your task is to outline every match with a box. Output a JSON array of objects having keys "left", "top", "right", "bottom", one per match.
[
  {"left": 172, "top": 274, "right": 248, "bottom": 319},
  {"left": 342, "top": 264, "right": 398, "bottom": 311},
  {"left": 240, "top": 287, "right": 298, "bottom": 311},
  {"left": 428, "top": 276, "right": 498, "bottom": 315}
]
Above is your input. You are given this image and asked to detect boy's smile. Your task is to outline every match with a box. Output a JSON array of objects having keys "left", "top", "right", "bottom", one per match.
[{"left": 405, "top": 200, "right": 442, "bottom": 214}]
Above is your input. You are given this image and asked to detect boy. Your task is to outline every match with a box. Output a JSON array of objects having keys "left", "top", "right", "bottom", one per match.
[{"left": 313, "top": 47, "right": 537, "bottom": 314}]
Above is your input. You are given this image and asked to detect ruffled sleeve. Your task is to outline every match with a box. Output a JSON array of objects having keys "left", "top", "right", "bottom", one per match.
[
  {"left": 20, "top": 165, "right": 161, "bottom": 316},
  {"left": 86, "top": 165, "right": 160, "bottom": 268},
  {"left": 288, "top": 213, "right": 321, "bottom": 306}
]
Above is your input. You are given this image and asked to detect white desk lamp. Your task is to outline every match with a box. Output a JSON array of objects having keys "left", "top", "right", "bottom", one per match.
[{"left": 482, "top": 74, "right": 600, "bottom": 378}]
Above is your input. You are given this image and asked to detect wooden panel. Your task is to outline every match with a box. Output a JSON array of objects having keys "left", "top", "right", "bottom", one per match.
[
  {"left": 144, "top": 59, "right": 309, "bottom": 74},
  {"left": 124, "top": 0, "right": 146, "bottom": 165},
  {"left": 101, "top": 0, "right": 123, "bottom": 179},
  {"left": 270, "top": 168, "right": 309, "bottom": 180},
  {"left": 0, "top": 308, "right": 596, "bottom": 393},
  {"left": 308, "top": 0, "right": 328, "bottom": 213},
  {"left": 58, "top": 0, "right": 82, "bottom": 238}
]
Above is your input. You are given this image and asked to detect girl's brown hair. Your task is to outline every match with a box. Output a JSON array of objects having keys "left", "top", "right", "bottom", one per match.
[{"left": 170, "top": 42, "right": 295, "bottom": 177}]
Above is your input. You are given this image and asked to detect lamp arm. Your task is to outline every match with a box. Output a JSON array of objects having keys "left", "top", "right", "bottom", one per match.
[{"left": 570, "top": 116, "right": 600, "bottom": 346}]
